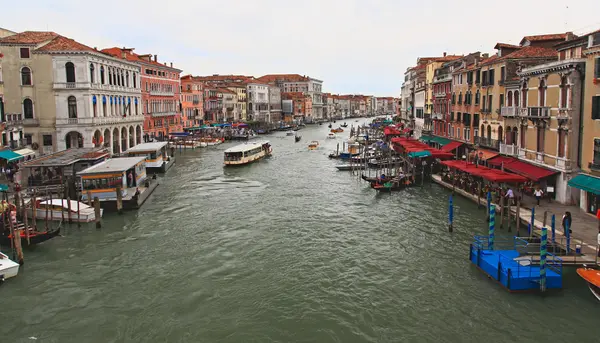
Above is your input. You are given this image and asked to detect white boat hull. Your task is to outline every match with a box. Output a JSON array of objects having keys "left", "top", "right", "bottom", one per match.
[
  {"left": 588, "top": 283, "right": 600, "bottom": 302},
  {"left": 29, "top": 208, "right": 102, "bottom": 223},
  {"left": 0, "top": 253, "right": 19, "bottom": 280}
]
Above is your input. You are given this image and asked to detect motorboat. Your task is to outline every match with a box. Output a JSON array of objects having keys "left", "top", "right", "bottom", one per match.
[
  {"left": 200, "top": 137, "right": 223, "bottom": 147},
  {"left": 295, "top": 135, "right": 302, "bottom": 143},
  {"left": 327, "top": 133, "right": 336, "bottom": 139},
  {"left": 286, "top": 130, "right": 295, "bottom": 136},
  {"left": 308, "top": 141, "right": 319, "bottom": 150},
  {"left": 30, "top": 199, "right": 103, "bottom": 223},
  {"left": 341, "top": 122, "right": 348, "bottom": 128},
  {"left": 331, "top": 128, "right": 344, "bottom": 133},
  {"left": 0, "top": 251, "right": 19, "bottom": 282},
  {"left": 577, "top": 265, "right": 600, "bottom": 301}
]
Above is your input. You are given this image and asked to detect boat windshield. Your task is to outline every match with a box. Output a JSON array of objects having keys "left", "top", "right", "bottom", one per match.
[{"left": 225, "top": 152, "right": 243, "bottom": 161}]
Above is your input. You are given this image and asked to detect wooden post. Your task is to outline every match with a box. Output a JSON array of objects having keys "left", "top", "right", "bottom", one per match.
[
  {"left": 22, "top": 200, "right": 30, "bottom": 245},
  {"left": 500, "top": 190, "right": 505, "bottom": 229},
  {"left": 61, "top": 196, "right": 65, "bottom": 223},
  {"left": 31, "top": 191, "right": 37, "bottom": 230},
  {"left": 77, "top": 196, "right": 81, "bottom": 228},
  {"left": 9, "top": 213, "right": 24, "bottom": 265},
  {"left": 45, "top": 191, "right": 50, "bottom": 230},
  {"left": 543, "top": 210, "right": 548, "bottom": 228},
  {"left": 477, "top": 181, "right": 482, "bottom": 208},
  {"left": 516, "top": 191, "right": 521, "bottom": 236},
  {"left": 14, "top": 192, "right": 20, "bottom": 218},
  {"left": 94, "top": 197, "right": 101, "bottom": 229},
  {"left": 507, "top": 197, "right": 512, "bottom": 232},
  {"left": 67, "top": 197, "right": 73, "bottom": 224}
]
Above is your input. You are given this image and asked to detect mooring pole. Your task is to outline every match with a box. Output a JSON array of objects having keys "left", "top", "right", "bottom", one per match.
[
  {"left": 448, "top": 194, "right": 454, "bottom": 233},
  {"left": 486, "top": 191, "right": 491, "bottom": 222},
  {"left": 565, "top": 217, "right": 571, "bottom": 254},
  {"left": 489, "top": 205, "right": 495, "bottom": 251},
  {"left": 539, "top": 225, "right": 548, "bottom": 292},
  {"left": 551, "top": 214, "right": 556, "bottom": 245},
  {"left": 529, "top": 207, "right": 535, "bottom": 238}
]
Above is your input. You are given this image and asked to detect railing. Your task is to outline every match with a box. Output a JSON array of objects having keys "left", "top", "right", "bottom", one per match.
[
  {"left": 481, "top": 108, "right": 492, "bottom": 114},
  {"left": 475, "top": 136, "right": 500, "bottom": 150},
  {"left": 56, "top": 115, "right": 144, "bottom": 126},
  {"left": 151, "top": 111, "right": 178, "bottom": 118},
  {"left": 556, "top": 108, "right": 571, "bottom": 120},
  {"left": 432, "top": 113, "right": 444, "bottom": 120},
  {"left": 525, "top": 106, "right": 551, "bottom": 118},
  {"left": 149, "top": 90, "right": 175, "bottom": 96},
  {"left": 23, "top": 118, "right": 40, "bottom": 126},
  {"left": 555, "top": 157, "right": 572, "bottom": 171},
  {"left": 499, "top": 143, "right": 518, "bottom": 156},
  {"left": 434, "top": 92, "right": 446, "bottom": 98},
  {"left": 90, "top": 83, "right": 139, "bottom": 93},
  {"left": 53, "top": 82, "right": 90, "bottom": 89},
  {"left": 500, "top": 106, "right": 526, "bottom": 117}
]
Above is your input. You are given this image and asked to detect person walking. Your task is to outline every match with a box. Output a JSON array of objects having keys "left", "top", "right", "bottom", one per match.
[
  {"left": 506, "top": 187, "right": 515, "bottom": 206},
  {"left": 534, "top": 187, "right": 544, "bottom": 206}
]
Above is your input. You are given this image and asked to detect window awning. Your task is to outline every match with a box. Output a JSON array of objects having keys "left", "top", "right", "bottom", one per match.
[
  {"left": 0, "top": 184, "right": 8, "bottom": 192},
  {"left": 13, "top": 148, "right": 36, "bottom": 157},
  {"left": 469, "top": 149, "right": 498, "bottom": 161},
  {"left": 431, "top": 136, "right": 451, "bottom": 146},
  {"left": 419, "top": 135, "right": 434, "bottom": 143},
  {"left": 568, "top": 174, "right": 600, "bottom": 195},
  {"left": 408, "top": 150, "right": 432, "bottom": 158},
  {"left": 487, "top": 156, "right": 558, "bottom": 181},
  {"left": 440, "top": 141, "right": 463, "bottom": 152},
  {"left": 0, "top": 149, "right": 22, "bottom": 161}
]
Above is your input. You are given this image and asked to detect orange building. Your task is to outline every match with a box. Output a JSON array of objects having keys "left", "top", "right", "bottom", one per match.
[
  {"left": 282, "top": 92, "right": 312, "bottom": 119},
  {"left": 180, "top": 75, "right": 203, "bottom": 128}
]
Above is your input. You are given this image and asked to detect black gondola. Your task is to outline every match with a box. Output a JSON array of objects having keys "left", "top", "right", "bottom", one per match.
[
  {"left": 0, "top": 226, "right": 61, "bottom": 246},
  {"left": 328, "top": 124, "right": 332, "bottom": 128},
  {"left": 295, "top": 135, "right": 301, "bottom": 142}
]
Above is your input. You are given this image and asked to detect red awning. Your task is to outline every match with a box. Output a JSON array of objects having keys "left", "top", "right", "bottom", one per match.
[
  {"left": 383, "top": 126, "right": 402, "bottom": 136},
  {"left": 487, "top": 156, "right": 557, "bottom": 181},
  {"left": 441, "top": 160, "right": 528, "bottom": 183},
  {"left": 440, "top": 141, "right": 463, "bottom": 152},
  {"left": 391, "top": 137, "right": 454, "bottom": 159}
]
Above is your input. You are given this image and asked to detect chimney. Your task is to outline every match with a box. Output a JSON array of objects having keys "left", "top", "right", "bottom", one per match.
[
  {"left": 566, "top": 31, "right": 574, "bottom": 41},
  {"left": 153, "top": 54, "right": 157, "bottom": 62},
  {"left": 482, "top": 53, "right": 489, "bottom": 59},
  {"left": 443, "top": 52, "right": 447, "bottom": 57},
  {"left": 170, "top": 62, "right": 173, "bottom": 68},
  {"left": 94, "top": 47, "right": 97, "bottom": 50},
  {"left": 121, "top": 51, "right": 126, "bottom": 59}
]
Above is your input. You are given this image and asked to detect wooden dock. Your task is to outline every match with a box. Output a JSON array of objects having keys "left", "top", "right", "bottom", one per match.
[{"left": 432, "top": 174, "right": 599, "bottom": 266}]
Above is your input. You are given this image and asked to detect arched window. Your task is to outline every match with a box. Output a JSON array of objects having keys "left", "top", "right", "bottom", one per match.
[
  {"left": 92, "top": 95, "right": 98, "bottom": 117},
  {"left": 23, "top": 98, "right": 34, "bottom": 119},
  {"left": 507, "top": 91, "right": 513, "bottom": 106},
  {"left": 100, "top": 66, "right": 105, "bottom": 84},
  {"left": 538, "top": 79, "right": 546, "bottom": 106},
  {"left": 560, "top": 76, "right": 569, "bottom": 108},
  {"left": 121, "top": 71, "right": 125, "bottom": 86},
  {"left": 126, "top": 71, "right": 129, "bottom": 87},
  {"left": 132, "top": 72, "right": 137, "bottom": 88},
  {"left": 497, "top": 126, "right": 503, "bottom": 143},
  {"left": 109, "top": 68, "right": 113, "bottom": 85},
  {"left": 475, "top": 90, "right": 480, "bottom": 105},
  {"left": 505, "top": 127, "right": 512, "bottom": 144},
  {"left": 522, "top": 83, "right": 528, "bottom": 107},
  {"left": 68, "top": 96, "right": 77, "bottom": 119},
  {"left": 65, "top": 62, "right": 76, "bottom": 83},
  {"left": 90, "top": 63, "right": 95, "bottom": 83},
  {"left": 486, "top": 125, "right": 492, "bottom": 140},
  {"left": 21, "top": 67, "right": 32, "bottom": 85},
  {"left": 514, "top": 90, "right": 519, "bottom": 107}
]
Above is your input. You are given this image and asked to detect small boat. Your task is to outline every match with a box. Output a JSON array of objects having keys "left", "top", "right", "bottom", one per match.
[
  {"left": 319, "top": 122, "right": 322, "bottom": 125},
  {"left": 371, "top": 176, "right": 407, "bottom": 192},
  {"left": 335, "top": 164, "right": 367, "bottom": 171},
  {"left": 327, "top": 133, "right": 336, "bottom": 139},
  {"left": 224, "top": 141, "right": 272, "bottom": 166},
  {"left": 256, "top": 129, "right": 267, "bottom": 135},
  {"left": 361, "top": 174, "right": 394, "bottom": 184},
  {"left": 0, "top": 225, "right": 61, "bottom": 246},
  {"left": 341, "top": 122, "right": 348, "bottom": 128},
  {"left": 331, "top": 128, "right": 344, "bottom": 133},
  {"left": 0, "top": 251, "right": 19, "bottom": 282},
  {"left": 308, "top": 141, "right": 319, "bottom": 150},
  {"left": 286, "top": 130, "right": 295, "bottom": 136},
  {"left": 29, "top": 199, "right": 103, "bottom": 223},
  {"left": 577, "top": 265, "right": 600, "bottom": 301},
  {"left": 295, "top": 135, "right": 302, "bottom": 143},
  {"left": 200, "top": 137, "right": 223, "bottom": 146},
  {"left": 328, "top": 124, "right": 332, "bottom": 129}
]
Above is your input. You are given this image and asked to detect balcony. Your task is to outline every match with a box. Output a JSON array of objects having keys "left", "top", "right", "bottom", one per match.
[
  {"left": 149, "top": 90, "right": 175, "bottom": 96},
  {"left": 56, "top": 115, "right": 144, "bottom": 126},
  {"left": 525, "top": 106, "right": 551, "bottom": 118},
  {"left": 90, "top": 83, "right": 139, "bottom": 93},
  {"left": 556, "top": 108, "right": 572, "bottom": 120},
  {"left": 499, "top": 143, "right": 518, "bottom": 156},
  {"left": 475, "top": 136, "right": 500, "bottom": 150},
  {"left": 500, "top": 106, "right": 526, "bottom": 118},
  {"left": 434, "top": 92, "right": 446, "bottom": 98},
  {"left": 555, "top": 157, "right": 572, "bottom": 171},
  {"left": 54, "top": 82, "right": 91, "bottom": 89},
  {"left": 432, "top": 113, "right": 444, "bottom": 120},
  {"left": 151, "top": 111, "right": 178, "bottom": 118}
]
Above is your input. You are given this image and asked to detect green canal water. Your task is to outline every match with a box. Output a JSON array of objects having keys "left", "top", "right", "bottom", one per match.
[{"left": 2, "top": 120, "right": 599, "bottom": 342}]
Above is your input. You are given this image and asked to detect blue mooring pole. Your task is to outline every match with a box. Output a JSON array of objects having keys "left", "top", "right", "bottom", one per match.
[
  {"left": 539, "top": 225, "right": 548, "bottom": 292},
  {"left": 565, "top": 217, "right": 571, "bottom": 254},
  {"left": 448, "top": 194, "right": 454, "bottom": 232},
  {"left": 551, "top": 214, "right": 556, "bottom": 245},
  {"left": 489, "top": 205, "right": 495, "bottom": 251},
  {"left": 486, "top": 191, "right": 491, "bottom": 221}
]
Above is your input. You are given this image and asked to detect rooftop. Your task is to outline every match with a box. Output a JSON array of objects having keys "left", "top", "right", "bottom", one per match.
[
  {"left": 0, "top": 31, "right": 58, "bottom": 45},
  {"left": 36, "top": 35, "right": 96, "bottom": 53},
  {"left": 78, "top": 157, "right": 146, "bottom": 175},
  {"left": 101, "top": 47, "right": 182, "bottom": 71},
  {"left": 257, "top": 74, "right": 313, "bottom": 83},
  {"left": 520, "top": 33, "right": 569, "bottom": 45},
  {"left": 224, "top": 141, "right": 270, "bottom": 153},
  {"left": 22, "top": 148, "right": 110, "bottom": 168},
  {"left": 126, "top": 142, "right": 168, "bottom": 153}
]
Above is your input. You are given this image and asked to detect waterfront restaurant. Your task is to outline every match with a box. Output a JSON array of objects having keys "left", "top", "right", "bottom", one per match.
[
  {"left": 125, "top": 142, "right": 172, "bottom": 173},
  {"left": 78, "top": 157, "right": 147, "bottom": 203}
]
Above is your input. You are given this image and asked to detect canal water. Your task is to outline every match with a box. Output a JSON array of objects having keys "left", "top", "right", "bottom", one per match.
[{"left": 2, "top": 120, "right": 599, "bottom": 342}]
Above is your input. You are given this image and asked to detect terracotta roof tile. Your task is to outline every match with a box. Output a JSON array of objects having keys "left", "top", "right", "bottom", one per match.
[
  {"left": 521, "top": 33, "right": 568, "bottom": 42},
  {"left": 494, "top": 42, "right": 521, "bottom": 50},
  {"left": 0, "top": 31, "right": 58, "bottom": 44},
  {"left": 101, "top": 47, "right": 181, "bottom": 70},
  {"left": 504, "top": 46, "right": 557, "bottom": 59},
  {"left": 36, "top": 35, "right": 96, "bottom": 52},
  {"left": 258, "top": 74, "right": 310, "bottom": 83}
]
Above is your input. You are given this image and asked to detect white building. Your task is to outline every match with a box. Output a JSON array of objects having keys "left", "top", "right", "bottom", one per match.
[
  {"left": 247, "top": 82, "right": 270, "bottom": 122},
  {"left": 0, "top": 31, "right": 143, "bottom": 155},
  {"left": 257, "top": 74, "right": 323, "bottom": 120}
]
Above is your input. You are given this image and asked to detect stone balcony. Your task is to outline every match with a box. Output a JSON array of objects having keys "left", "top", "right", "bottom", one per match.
[
  {"left": 500, "top": 106, "right": 526, "bottom": 118},
  {"left": 54, "top": 82, "right": 90, "bottom": 89},
  {"left": 499, "top": 143, "right": 518, "bottom": 156},
  {"left": 518, "top": 148, "right": 573, "bottom": 172},
  {"left": 54, "top": 82, "right": 140, "bottom": 93},
  {"left": 56, "top": 115, "right": 144, "bottom": 126},
  {"left": 523, "top": 106, "right": 551, "bottom": 119},
  {"left": 151, "top": 111, "right": 178, "bottom": 118},
  {"left": 556, "top": 108, "right": 572, "bottom": 120},
  {"left": 149, "top": 90, "right": 175, "bottom": 97},
  {"left": 5, "top": 117, "right": 40, "bottom": 127},
  {"left": 434, "top": 92, "right": 446, "bottom": 98}
]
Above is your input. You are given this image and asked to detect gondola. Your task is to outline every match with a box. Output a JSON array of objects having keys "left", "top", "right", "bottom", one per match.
[
  {"left": 361, "top": 174, "right": 393, "bottom": 184},
  {"left": 295, "top": 135, "right": 301, "bottom": 142},
  {"left": 0, "top": 225, "right": 61, "bottom": 246},
  {"left": 328, "top": 124, "right": 332, "bottom": 129},
  {"left": 341, "top": 122, "right": 348, "bottom": 128}
]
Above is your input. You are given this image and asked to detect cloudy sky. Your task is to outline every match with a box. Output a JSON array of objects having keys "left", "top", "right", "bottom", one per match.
[{"left": 3, "top": 0, "right": 599, "bottom": 96}]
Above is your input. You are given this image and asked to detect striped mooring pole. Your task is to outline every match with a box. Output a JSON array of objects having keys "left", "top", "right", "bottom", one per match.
[
  {"left": 448, "top": 194, "right": 454, "bottom": 232},
  {"left": 489, "top": 205, "right": 495, "bottom": 250},
  {"left": 551, "top": 214, "right": 556, "bottom": 245},
  {"left": 539, "top": 225, "right": 548, "bottom": 292},
  {"left": 486, "top": 191, "right": 492, "bottom": 221},
  {"left": 529, "top": 206, "right": 535, "bottom": 237},
  {"left": 565, "top": 217, "right": 571, "bottom": 254}
]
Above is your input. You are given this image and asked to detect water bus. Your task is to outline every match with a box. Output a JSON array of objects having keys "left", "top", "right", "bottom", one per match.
[
  {"left": 125, "top": 142, "right": 173, "bottom": 173},
  {"left": 224, "top": 141, "right": 272, "bottom": 166},
  {"left": 327, "top": 133, "right": 336, "bottom": 139}
]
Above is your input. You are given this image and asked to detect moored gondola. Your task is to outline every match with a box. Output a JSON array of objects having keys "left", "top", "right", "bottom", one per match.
[{"left": 0, "top": 225, "right": 61, "bottom": 247}]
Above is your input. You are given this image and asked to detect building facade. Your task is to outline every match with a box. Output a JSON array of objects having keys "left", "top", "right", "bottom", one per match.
[
  {"left": 0, "top": 32, "right": 144, "bottom": 154},
  {"left": 247, "top": 82, "right": 270, "bottom": 122},
  {"left": 268, "top": 85, "right": 282, "bottom": 123},
  {"left": 180, "top": 75, "right": 204, "bottom": 128},
  {"left": 257, "top": 74, "right": 323, "bottom": 121},
  {"left": 102, "top": 48, "right": 182, "bottom": 141}
]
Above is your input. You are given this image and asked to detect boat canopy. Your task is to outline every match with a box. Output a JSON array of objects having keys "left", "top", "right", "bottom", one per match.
[
  {"left": 39, "top": 199, "right": 91, "bottom": 210},
  {"left": 224, "top": 141, "right": 270, "bottom": 154},
  {"left": 169, "top": 132, "right": 192, "bottom": 137}
]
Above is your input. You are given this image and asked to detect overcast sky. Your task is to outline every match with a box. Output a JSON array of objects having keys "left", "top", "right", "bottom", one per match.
[{"left": 2, "top": 0, "right": 599, "bottom": 96}]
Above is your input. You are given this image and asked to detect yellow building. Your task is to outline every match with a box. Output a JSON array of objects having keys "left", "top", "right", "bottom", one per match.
[
  {"left": 226, "top": 84, "right": 247, "bottom": 121},
  {"left": 568, "top": 30, "right": 600, "bottom": 213}
]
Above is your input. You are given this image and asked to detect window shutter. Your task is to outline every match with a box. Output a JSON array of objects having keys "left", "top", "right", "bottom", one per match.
[
  {"left": 595, "top": 58, "right": 600, "bottom": 79},
  {"left": 593, "top": 96, "right": 600, "bottom": 120}
]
